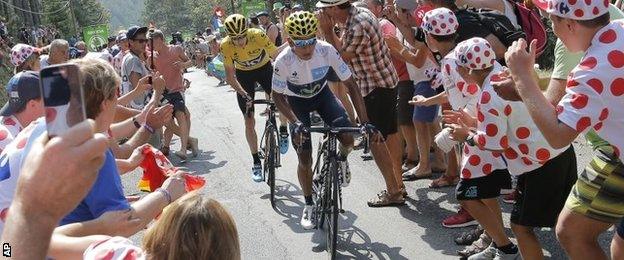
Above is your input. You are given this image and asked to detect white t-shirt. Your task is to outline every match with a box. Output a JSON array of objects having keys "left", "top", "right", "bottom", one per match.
[
  {"left": 557, "top": 20, "right": 624, "bottom": 162},
  {"left": 39, "top": 55, "right": 50, "bottom": 69},
  {"left": 272, "top": 40, "right": 352, "bottom": 98},
  {"left": 474, "top": 64, "right": 568, "bottom": 175}
]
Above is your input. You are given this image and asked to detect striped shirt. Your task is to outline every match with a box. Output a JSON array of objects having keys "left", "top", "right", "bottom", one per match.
[{"left": 341, "top": 7, "right": 398, "bottom": 97}]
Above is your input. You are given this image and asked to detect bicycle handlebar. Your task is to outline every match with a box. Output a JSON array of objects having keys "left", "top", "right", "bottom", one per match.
[
  {"left": 304, "top": 126, "right": 363, "bottom": 134},
  {"left": 252, "top": 99, "right": 275, "bottom": 106}
]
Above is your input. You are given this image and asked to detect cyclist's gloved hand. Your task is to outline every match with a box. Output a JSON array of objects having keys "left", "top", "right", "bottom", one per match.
[
  {"left": 292, "top": 121, "right": 306, "bottom": 135},
  {"left": 360, "top": 122, "right": 376, "bottom": 135}
]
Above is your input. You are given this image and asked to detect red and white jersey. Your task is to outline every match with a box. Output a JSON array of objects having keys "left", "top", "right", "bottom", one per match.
[
  {"left": 557, "top": 20, "right": 624, "bottom": 162},
  {"left": 440, "top": 53, "right": 506, "bottom": 179},
  {"left": 0, "top": 118, "right": 43, "bottom": 234},
  {"left": 83, "top": 236, "right": 146, "bottom": 260},
  {"left": 0, "top": 116, "right": 23, "bottom": 154},
  {"left": 474, "top": 64, "right": 568, "bottom": 175},
  {"left": 439, "top": 52, "right": 479, "bottom": 114}
]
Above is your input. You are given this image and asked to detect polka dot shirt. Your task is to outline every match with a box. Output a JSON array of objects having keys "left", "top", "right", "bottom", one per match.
[
  {"left": 440, "top": 53, "right": 507, "bottom": 180},
  {"left": 475, "top": 63, "right": 569, "bottom": 175},
  {"left": 557, "top": 21, "right": 624, "bottom": 162}
]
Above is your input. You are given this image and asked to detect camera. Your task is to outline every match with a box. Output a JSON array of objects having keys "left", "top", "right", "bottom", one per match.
[{"left": 414, "top": 27, "right": 426, "bottom": 43}]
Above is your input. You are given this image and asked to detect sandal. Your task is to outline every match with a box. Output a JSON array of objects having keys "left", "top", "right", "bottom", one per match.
[
  {"left": 454, "top": 225, "right": 484, "bottom": 245},
  {"left": 429, "top": 175, "right": 459, "bottom": 188},
  {"left": 401, "top": 160, "right": 418, "bottom": 172},
  {"left": 402, "top": 167, "right": 433, "bottom": 181},
  {"left": 367, "top": 190, "right": 406, "bottom": 207}
]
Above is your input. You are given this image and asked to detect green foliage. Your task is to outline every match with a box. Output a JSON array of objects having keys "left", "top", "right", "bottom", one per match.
[
  {"left": 42, "top": 0, "right": 110, "bottom": 38},
  {"left": 99, "top": 0, "right": 145, "bottom": 32},
  {"left": 143, "top": 0, "right": 231, "bottom": 35}
]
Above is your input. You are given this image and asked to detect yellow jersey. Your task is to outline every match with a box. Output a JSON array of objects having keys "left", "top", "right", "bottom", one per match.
[{"left": 220, "top": 28, "right": 277, "bottom": 71}]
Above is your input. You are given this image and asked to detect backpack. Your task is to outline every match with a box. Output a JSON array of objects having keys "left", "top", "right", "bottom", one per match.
[
  {"left": 463, "top": 7, "right": 527, "bottom": 48},
  {"left": 506, "top": 0, "right": 548, "bottom": 57}
]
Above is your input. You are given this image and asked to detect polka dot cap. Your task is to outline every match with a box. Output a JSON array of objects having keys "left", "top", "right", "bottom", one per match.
[
  {"left": 455, "top": 37, "right": 496, "bottom": 70},
  {"left": 421, "top": 7, "right": 459, "bottom": 36},
  {"left": 534, "top": 0, "right": 609, "bottom": 20},
  {"left": 10, "top": 44, "right": 39, "bottom": 67}
]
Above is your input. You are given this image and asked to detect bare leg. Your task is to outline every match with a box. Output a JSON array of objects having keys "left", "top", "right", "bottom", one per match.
[
  {"left": 611, "top": 232, "right": 624, "bottom": 260},
  {"left": 399, "top": 123, "right": 418, "bottom": 167},
  {"left": 511, "top": 223, "right": 543, "bottom": 260},
  {"left": 329, "top": 82, "right": 356, "bottom": 123},
  {"left": 385, "top": 133, "right": 404, "bottom": 190},
  {"left": 244, "top": 115, "right": 259, "bottom": 154},
  {"left": 556, "top": 208, "right": 612, "bottom": 260},
  {"left": 461, "top": 199, "right": 511, "bottom": 247},
  {"left": 370, "top": 140, "right": 400, "bottom": 196},
  {"left": 411, "top": 121, "right": 432, "bottom": 176}
]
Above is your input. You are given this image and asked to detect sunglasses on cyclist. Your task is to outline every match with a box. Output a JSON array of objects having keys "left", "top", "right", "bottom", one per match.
[
  {"left": 231, "top": 35, "right": 246, "bottom": 41},
  {"left": 132, "top": 38, "right": 148, "bottom": 43},
  {"left": 293, "top": 37, "right": 317, "bottom": 48}
]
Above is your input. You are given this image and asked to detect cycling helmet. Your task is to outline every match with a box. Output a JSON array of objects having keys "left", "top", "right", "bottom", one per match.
[
  {"left": 224, "top": 14, "right": 248, "bottom": 37},
  {"left": 284, "top": 11, "right": 318, "bottom": 39}
]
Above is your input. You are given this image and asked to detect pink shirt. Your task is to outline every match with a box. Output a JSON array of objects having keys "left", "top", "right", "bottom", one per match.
[
  {"left": 152, "top": 45, "right": 185, "bottom": 93},
  {"left": 379, "top": 19, "right": 409, "bottom": 82}
]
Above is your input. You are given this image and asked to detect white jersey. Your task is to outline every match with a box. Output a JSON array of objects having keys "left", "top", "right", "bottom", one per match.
[{"left": 272, "top": 40, "right": 352, "bottom": 98}]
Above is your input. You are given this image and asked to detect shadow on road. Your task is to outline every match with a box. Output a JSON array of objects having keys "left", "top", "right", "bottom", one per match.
[{"left": 170, "top": 150, "right": 228, "bottom": 174}]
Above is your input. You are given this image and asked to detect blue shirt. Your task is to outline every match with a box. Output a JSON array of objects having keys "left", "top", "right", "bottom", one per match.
[{"left": 60, "top": 149, "right": 130, "bottom": 225}]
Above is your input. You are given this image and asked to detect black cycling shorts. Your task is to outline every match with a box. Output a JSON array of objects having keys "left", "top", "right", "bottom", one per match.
[{"left": 235, "top": 62, "right": 273, "bottom": 116}]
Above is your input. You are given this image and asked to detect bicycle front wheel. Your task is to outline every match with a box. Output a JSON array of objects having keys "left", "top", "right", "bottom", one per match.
[
  {"left": 267, "top": 128, "right": 277, "bottom": 209},
  {"left": 326, "top": 157, "right": 339, "bottom": 259}
]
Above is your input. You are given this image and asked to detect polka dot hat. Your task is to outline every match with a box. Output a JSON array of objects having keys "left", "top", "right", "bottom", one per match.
[
  {"left": 10, "top": 44, "right": 40, "bottom": 67},
  {"left": 534, "top": 0, "right": 609, "bottom": 20},
  {"left": 421, "top": 7, "right": 459, "bottom": 36},
  {"left": 455, "top": 37, "right": 496, "bottom": 70}
]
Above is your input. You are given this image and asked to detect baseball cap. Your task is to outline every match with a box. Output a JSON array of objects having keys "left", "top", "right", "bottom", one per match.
[
  {"left": 0, "top": 71, "right": 41, "bottom": 116},
  {"left": 116, "top": 33, "right": 127, "bottom": 42},
  {"left": 316, "top": 0, "right": 349, "bottom": 8},
  {"left": 293, "top": 4, "right": 304, "bottom": 11},
  {"left": 256, "top": 11, "right": 269, "bottom": 17},
  {"left": 273, "top": 2, "right": 285, "bottom": 11},
  {"left": 396, "top": 0, "right": 418, "bottom": 11},
  {"left": 455, "top": 37, "right": 496, "bottom": 70},
  {"left": 10, "top": 44, "right": 41, "bottom": 67},
  {"left": 534, "top": 0, "right": 609, "bottom": 20},
  {"left": 421, "top": 7, "right": 459, "bottom": 36},
  {"left": 126, "top": 26, "right": 149, "bottom": 40}
]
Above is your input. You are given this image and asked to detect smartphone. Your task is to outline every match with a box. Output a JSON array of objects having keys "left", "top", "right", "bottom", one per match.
[{"left": 39, "top": 64, "right": 86, "bottom": 138}]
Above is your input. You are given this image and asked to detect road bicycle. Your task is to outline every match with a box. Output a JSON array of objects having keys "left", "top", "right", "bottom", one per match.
[
  {"left": 251, "top": 99, "right": 282, "bottom": 209},
  {"left": 308, "top": 124, "right": 371, "bottom": 259}
]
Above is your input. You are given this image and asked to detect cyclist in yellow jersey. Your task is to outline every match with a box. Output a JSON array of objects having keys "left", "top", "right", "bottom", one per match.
[{"left": 221, "top": 14, "right": 285, "bottom": 182}]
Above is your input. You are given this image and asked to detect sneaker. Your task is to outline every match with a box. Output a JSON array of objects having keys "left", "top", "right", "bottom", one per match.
[
  {"left": 503, "top": 190, "right": 518, "bottom": 204},
  {"left": 467, "top": 243, "right": 498, "bottom": 260},
  {"left": 442, "top": 207, "right": 478, "bottom": 228},
  {"left": 279, "top": 132, "right": 289, "bottom": 154},
  {"left": 252, "top": 163, "right": 264, "bottom": 182},
  {"left": 353, "top": 136, "right": 365, "bottom": 150},
  {"left": 494, "top": 248, "right": 520, "bottom": 260},
  {"left": 338, "top": 157, "right": 350, "bottom": 187},
  {"left": 301, "top": 205, "right": 316, "bottom": 230},
  {"left": 458, "top": 233, "right": 492, "bottom": 258}
]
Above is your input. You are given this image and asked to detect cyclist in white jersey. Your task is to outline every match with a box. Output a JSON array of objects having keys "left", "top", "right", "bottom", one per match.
[{"left": 271, "top": 11, "right": 372, "bottom": 229}]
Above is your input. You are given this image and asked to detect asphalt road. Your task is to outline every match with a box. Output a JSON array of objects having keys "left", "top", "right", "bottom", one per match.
[{"left": 122, "top": 68, "right": 614, "bottom": 259}]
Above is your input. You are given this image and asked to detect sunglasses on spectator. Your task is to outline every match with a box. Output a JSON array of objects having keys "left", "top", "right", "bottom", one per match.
[
  {"left": 132, "top": 38, "right": 148, "bottom": 43},
  {"left": 293, "top": 37, "right": 317, "bottom": 48}
]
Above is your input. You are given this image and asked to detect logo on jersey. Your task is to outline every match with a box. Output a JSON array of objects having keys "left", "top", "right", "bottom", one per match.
[
  {"left": 311, "top": 66, "right": 329, "bottom": 80},
  {"left": 234, "top": 49, "right": 267, "bottom": 68}
]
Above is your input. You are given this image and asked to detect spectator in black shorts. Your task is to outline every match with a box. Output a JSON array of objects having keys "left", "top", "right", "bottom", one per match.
[
  {"left": 318, "top": 0, "right": 406, "bottom": 207},
  {"left": 148, "top": 30, "right": 199, "bottom": 160}
]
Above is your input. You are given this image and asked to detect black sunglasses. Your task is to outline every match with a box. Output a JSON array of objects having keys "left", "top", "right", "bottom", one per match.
[{"left": 132, "top": 38, "right": 148, "bottom": 43}]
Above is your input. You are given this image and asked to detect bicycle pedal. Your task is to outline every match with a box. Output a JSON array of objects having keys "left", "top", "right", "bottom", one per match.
[{"left": 340, "top": 209, "right": 345, "bottom": 213}]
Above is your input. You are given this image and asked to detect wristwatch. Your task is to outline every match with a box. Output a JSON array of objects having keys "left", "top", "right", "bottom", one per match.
[
  {"left": 466, "top": 133, "right": 476, "bottom": 146},
  {"left": 132, "top": 117, "right": 141, "bottom": 129}
]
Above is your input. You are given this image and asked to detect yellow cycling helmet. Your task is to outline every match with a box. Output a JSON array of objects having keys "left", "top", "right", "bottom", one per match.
[
  {"left": 284, "top": 11, "right": 319, "bottom": 39},
  {"left": 224, "top": 14, "right": 248, "bottom": 37}
]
